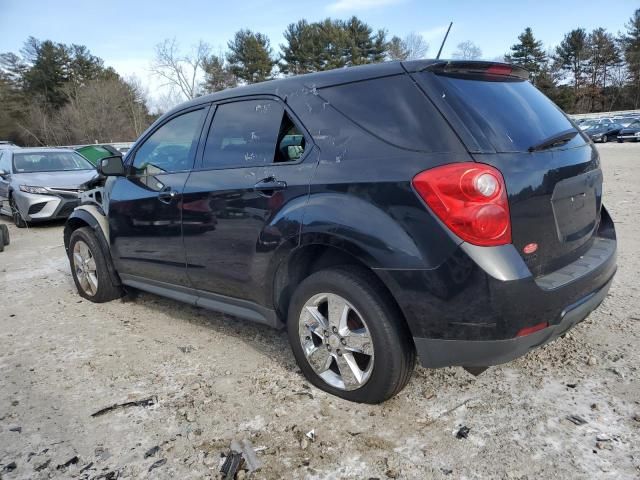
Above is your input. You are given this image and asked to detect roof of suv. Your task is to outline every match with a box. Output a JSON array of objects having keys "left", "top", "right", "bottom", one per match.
[{"left": 171, "top": 60, "right": 446, "bottom": 115}]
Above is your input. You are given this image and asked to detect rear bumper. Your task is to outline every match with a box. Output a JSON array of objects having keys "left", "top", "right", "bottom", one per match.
[
  {"left": 413, "top": 274, "right": 613, "bottom": 368},
  {"left": 374, "top": 207, "right": 617, "bottom": 368}
]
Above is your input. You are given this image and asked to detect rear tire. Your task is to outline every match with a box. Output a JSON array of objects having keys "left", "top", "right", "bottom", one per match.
[
  {"left": 0, "top": 230, "right": 4, "bottom": 252},
  {"left": 69, "top": 227, "right": 122, "bottom": 303},
  {"left": 617, "top": 139, "right": 623, "bottom": 143},
  {"left": 0, "top": 224, "right": 8, "bottom": 246},
  {"left": 10, "top": 197, "right": 27, "bottom": 228},
  {"left": 287, "top": 266, "right": 415, "bottom": 403}
]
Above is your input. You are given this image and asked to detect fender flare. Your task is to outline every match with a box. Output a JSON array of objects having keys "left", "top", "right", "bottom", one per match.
[{"left": 64, "top": 206, "right": 121, "bottom": 286}]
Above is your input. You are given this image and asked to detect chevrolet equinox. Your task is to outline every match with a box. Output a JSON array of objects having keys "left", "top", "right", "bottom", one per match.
[{"left": 64, "top": 60, "right": 617, "bottom": 403}]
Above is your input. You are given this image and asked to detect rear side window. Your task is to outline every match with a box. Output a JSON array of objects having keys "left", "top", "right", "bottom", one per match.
[
  {"left": 203, "top": 100, "right": 305, "bottom": 169},
  {"left": 317, "top": 75, "right": 462, "bottom": 152},
  {"left": 430, "top": 75, "right": 585, "bottom": 152}
]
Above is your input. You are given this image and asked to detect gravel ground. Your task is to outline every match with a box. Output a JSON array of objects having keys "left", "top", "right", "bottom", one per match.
[{"left": 0, "top": 143, "right": 639, "bottom": 479}]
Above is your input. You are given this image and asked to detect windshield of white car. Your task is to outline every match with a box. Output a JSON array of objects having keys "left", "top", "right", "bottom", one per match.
[{"left": 12, "top": 152, "right": 94, "bottom": 173}]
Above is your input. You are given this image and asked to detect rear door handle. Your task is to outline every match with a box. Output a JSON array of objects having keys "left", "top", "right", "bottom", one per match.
[
  {"left": 254, "top": 177, "right": 287, "bottom": 197},
  {"left": 158, "top": 189, "right": 179, "bottom": 204}
]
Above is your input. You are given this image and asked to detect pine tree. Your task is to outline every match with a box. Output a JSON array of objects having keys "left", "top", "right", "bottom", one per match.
[
  {"left": 587, "top": 28, "right": 621, "bottom": 110},
  {"left": 387, "top": 36, "right": 408, "bottom": 61},
  {"left": 505, "top": 28, "right": 547, "bottom": 84},
  {"left": 21, "top": 38, "right": 69, "bottom": 109},
  {"left": 554, "top": 28, "right": 591, "bottom": 110},
  {"left": 227, "top": 30, "right": 275, "bottom": 84},
  {"left": 202, "top": 54, "right": 237, "bottom": 93},
  {"left": 620, "top": 8, "right": 640, "bottom": 108},
  {"left": 279, "top": 17, "right": 388, "bottom": 74}
]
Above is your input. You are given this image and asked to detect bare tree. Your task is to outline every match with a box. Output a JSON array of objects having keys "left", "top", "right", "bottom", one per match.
[
  {"left": 453, "top": 41, "right": 483, "bottom": 60},
  {"left": 154, "top": 87, "right": 185, "bottom": 115},
  {"left": 403, "top": 32, "right": 429, "bottom": 60},
  {"left": 123, "top": 75, "right": 151, "bottom": 137},
  {"left": 151, "top": 39, "right": 211, "bottom": 100},
  {"left": 387, "top": 32, "right": 429, "bottom": 61}
]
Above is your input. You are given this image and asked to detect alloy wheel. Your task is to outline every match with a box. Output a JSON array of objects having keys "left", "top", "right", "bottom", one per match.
[
  {"left": 73, "top": 240, "right": 98, "bottom": 296},
  {"left": 298, "top": 293, "right": 374, "bottom": 391}
]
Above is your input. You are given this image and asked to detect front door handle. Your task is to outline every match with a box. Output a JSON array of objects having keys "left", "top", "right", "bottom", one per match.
[
  {"left": 254, "top": 177, "right": 287, "bottom": 197},
  {"left": 158, "top": 189, "right": 179, "bottom": 204}
]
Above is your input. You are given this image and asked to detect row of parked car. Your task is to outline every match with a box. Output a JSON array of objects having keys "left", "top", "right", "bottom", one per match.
[
  {"left": 0, "top": 142, "right": 130, "bottom": 227},
  {"left": 575, "top": 115, "right": 640, "bottom": 143}
]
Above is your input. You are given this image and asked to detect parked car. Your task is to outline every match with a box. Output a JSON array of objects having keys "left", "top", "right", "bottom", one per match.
[
  {"left": 63, "top": 60, "right": 616, "bottom": 403},
  {"left": 585, "top": 123, "right": 624, "bottom": 143},
  {"left": 613, "top": 116, "right": 640, "bottom": 128},
  {"left": 0, "top": 141, "right": 19, "bottom": 150},
  {"left": 579, "top": 118, "right": 615, "bottom": 130},
  {"left": 76, "top": 144, "right": 126, "bottom": 165},
  {"left": 617, "top": 120, "right": 640, "bottom": 142},
  {"left": 0, "top": 148, "right": 97, "bottom": 227}
]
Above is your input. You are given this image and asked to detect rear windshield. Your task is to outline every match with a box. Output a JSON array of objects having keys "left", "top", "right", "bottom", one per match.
[{"left": 431, "top": 75, "right": 585, "bottom": 152}]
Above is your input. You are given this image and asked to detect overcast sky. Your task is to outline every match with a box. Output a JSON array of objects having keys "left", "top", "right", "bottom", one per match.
[{"left": 1, "top": 0, "right": 637, "bottom": 109}]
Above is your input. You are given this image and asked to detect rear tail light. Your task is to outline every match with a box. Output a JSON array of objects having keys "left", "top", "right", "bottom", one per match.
[{"left": 412, "top": 162, "right": 511, "bottom": 246}]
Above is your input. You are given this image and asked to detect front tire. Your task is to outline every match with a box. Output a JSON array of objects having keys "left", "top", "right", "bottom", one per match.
[
  {"left": 10, "top": 197, "right": 27, "bottom": 228},
  {"left": 602, "top": 134, "right": 608, "bottom": 143},
  {"left": 287, "top": 266, "right": 415, "bottom": 403},
  {"left": 0, "top": 224, "right": 8, "bottom": 246},
  {"left": 69, "top": 227, "right": 122, "bottom": 303}
]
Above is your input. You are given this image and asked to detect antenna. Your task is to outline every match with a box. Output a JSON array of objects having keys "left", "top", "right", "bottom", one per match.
[{"left": 436, "top": 22, "right": 453, "bottom": 60}]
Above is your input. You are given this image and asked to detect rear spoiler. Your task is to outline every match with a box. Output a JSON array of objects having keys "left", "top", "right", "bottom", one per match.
[{"left": 419, "top": 60, "right": 529, "bottom": 81}]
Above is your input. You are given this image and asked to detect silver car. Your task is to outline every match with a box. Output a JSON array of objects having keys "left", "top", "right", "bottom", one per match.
[{"left": 0, "top": 148, "right": 97, "bottom": 227}]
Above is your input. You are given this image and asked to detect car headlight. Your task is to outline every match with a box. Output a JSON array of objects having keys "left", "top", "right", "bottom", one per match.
[
  {"left": 635, "top": 132, "right": 640, "bottom": 137},
  {"left": 19, "top": 185, "right": 49, "bottom": 194}
]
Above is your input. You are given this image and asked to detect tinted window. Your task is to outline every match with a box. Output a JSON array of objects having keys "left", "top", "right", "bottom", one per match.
[
  {"left": 431, "top": 75, "right": 585, "bottom": 152},
  {"left": 12, "top": 151, "right": 93, "bottom": 173},
  {"left": 318, "top": 75, "right": 461, "bottom": 152},
  {"left": 203, "top": 100, "right": 304, "bottom": 169},
  {"left": 132, "top": 108, "right": 206, "bottom": 175}
]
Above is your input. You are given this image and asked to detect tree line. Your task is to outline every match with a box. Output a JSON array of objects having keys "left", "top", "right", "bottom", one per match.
[
  {"left": 0, "top": 37, "right": 152, "bottom": 147},
  {"left": 1, "top": 9, "right": 639, "bottom": 147},
  {"left": 505, "top": 10, "right": 640, "bottom": 113}
]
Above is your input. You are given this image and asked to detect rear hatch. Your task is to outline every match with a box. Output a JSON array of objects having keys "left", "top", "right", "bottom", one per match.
[{"left": 409, "top": 61, "right": 602, "bottom": 276}]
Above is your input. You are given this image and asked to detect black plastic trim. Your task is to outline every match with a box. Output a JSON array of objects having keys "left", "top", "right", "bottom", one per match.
[
  {"left": 414, "top": 274, "right": 613, "bottom": 368},
  {"left": 119, "top": 274, "right": 283, "bottom": 329}
]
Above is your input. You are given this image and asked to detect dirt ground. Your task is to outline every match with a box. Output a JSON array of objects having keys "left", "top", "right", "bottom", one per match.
[{"left": 0, "top": 143, "right": 639, "bottom": 479}]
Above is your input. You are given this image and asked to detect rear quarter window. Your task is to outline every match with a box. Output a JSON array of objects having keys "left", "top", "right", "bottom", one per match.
[{"left": 317, "top": 75, "right": 463, "bottom": 153}]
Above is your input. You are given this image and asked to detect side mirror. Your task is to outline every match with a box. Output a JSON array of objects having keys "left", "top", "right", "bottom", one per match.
[
  {"left": 98, "top": 156, "right": 125, "bottom": 176},
  {"left": 0, "top": 169, "right": 8, "bottom": 178}
]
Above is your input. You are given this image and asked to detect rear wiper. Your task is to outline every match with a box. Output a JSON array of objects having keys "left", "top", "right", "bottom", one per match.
[{"left": 528, "top": 129, "right": 579, "bottom": 152}]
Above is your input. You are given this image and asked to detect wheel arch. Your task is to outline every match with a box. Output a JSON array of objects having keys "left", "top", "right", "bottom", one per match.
[
  {"left": 64, "top": 207, "right": 121, "bottom": 286},
  {"left": 271, "top": 239, "right": 414, "bottom": 343}
]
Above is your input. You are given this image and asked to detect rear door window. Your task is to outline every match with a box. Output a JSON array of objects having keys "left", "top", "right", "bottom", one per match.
[
  {"left": 202, "top": 99, "right": 305, "bottom": 170},
  {"left": 429, "top": 75, "right": 586, "bottom": 153}
]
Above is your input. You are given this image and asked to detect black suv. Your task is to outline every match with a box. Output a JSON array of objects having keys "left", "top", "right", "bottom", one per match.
[{"left": 64, "top": 60, "right": 617, "bottom": 403}]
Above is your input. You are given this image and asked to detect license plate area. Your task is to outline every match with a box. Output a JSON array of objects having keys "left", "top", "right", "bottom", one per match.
[{"left": 551, "top": 169, "right": 602, "bottom": 244}]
